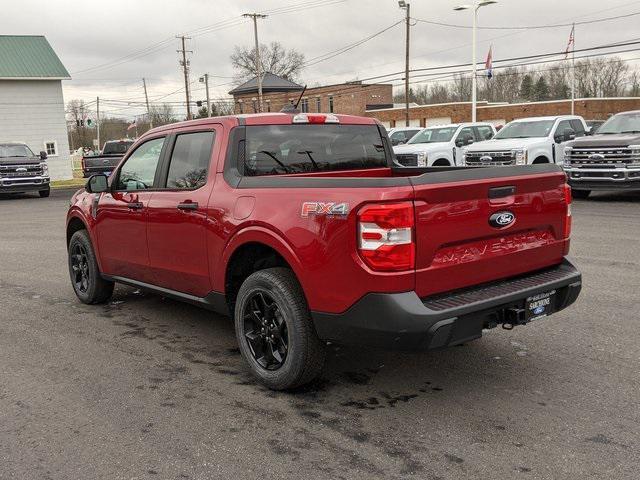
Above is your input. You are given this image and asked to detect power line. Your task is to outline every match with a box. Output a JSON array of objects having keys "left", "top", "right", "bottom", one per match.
[{"left": 412, "top": 9, "right": 640, "bottom": 30}]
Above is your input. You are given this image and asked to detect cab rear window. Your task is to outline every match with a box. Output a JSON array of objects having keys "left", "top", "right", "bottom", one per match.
[{"left": 243, "top": 125, "right": 387, "bottom": 176}]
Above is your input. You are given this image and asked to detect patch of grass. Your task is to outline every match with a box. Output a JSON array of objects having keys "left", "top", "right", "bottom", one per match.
[{"left": 51, "top": 178, "right": 85, "bottom": 189}]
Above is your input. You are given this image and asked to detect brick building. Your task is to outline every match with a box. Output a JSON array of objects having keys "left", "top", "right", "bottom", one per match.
[
  {"left": 366, "top": 97, "right": 640, "bottom": 128},
  {"left": 229, "top": 73, "right": 393, "bottom": 115}
]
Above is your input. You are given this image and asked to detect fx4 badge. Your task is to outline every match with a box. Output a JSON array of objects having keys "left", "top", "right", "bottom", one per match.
[{"left": 301, "top": 202, "right": 349, "bottom": 218}]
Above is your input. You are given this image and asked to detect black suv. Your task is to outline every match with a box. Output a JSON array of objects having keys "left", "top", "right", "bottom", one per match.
[
  {"left": 564, "top": 111, "right": 640, "bottom": 198},
  {"left": 0, "top": 143, "right": 50, "bottom": 197}
]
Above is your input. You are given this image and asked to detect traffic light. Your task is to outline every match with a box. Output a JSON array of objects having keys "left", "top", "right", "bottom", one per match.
[
  {"left": 196, "top": 100, "right": 203, "bottom": 107},
  {"left": 86, "top": 119, "right": 93, "bottom": 127}
]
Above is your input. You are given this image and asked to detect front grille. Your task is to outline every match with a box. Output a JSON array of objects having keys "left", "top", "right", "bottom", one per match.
[
  {"left": 566, "top": 147, "right": 640, "bottom": 168},
  {"left": 422, "top": 264, "right": 575, "bottom": 312},
  {"left": 395, "top": 154, "right": 418, "bottom": 167},
  {"left": 0, "top": 163, "right": 43, "bottom": 178},
  {"left": 465, "top": 151, "right": 514, "bottom": 166}
]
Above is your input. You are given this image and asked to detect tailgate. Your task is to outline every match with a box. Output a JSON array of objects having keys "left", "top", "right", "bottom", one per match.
[{"left": 411, "top": 165, "right": 570, "bottom": 298}]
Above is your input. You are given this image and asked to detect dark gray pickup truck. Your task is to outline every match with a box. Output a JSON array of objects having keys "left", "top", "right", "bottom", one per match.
[
  {"left": 564, "top": 110, "right": 640, "bottom": 198},
  {"left": 82, "top": 139, "right": 134, "bottom": 178},
  {"left": 0, "top": 142, "right": 50, "bottom": 197}
]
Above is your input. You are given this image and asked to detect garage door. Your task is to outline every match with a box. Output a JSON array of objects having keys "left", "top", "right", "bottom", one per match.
[{"left": 426, "top": 117, "right": 452, "bottom": 127}]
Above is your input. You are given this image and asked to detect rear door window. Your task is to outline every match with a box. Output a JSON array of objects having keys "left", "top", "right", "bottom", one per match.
[
  {"left": 476, "top": 125, "right": 494, "bottom": 141},
  {"left": 569, "top": 119, "right": 586, "bottom": 137},
  {"left": 244, "top": 124, "right": 387, "bottom": 176},
  {"left": 165, "top": 131, "right": 215, "bottom": 189}
]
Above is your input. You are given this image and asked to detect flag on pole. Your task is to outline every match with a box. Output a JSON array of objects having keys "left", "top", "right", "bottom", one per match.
[
  {"left": 127, "top": 121, "right": 137, "bottom": 131},
  {"left": 565, "top": 25, "right": 575, "bottom": 59},
  {"left": 485, "top": 45, "right": 493, "bottom": 79}
]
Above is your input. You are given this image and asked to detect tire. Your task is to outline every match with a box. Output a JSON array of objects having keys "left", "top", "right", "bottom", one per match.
[
  {"left": 572, "top": 189, "right": 590, "bottom": 199},
  {"left": 68, "top": 230, "right": 114, "bottom": 304},
  {"left": 39, "top": 188, "right": 50, "bottom": 198},
  {"left": 234, "top": 267, "right": 326, "bottom": 390}
]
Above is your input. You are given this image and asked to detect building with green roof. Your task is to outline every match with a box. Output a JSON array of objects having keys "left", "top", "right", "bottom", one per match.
[{"left": 0, "top": 35, "right": 72, "bottom": 180}]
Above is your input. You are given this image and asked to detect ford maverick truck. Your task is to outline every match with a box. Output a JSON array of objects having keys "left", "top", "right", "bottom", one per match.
[{"left": 66, "top": 112, "right": 582, "bottom": 390}]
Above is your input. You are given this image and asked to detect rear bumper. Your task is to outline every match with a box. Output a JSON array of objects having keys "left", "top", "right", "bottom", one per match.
[
  {"left": 566, "top": 168, "right": 640, "bottom": 191},
  {"left": 0, "top": 176, "right": 50, "bottom": 193},
  {"left": 311, "top": 257, "right": 581, "bottom": 351}
]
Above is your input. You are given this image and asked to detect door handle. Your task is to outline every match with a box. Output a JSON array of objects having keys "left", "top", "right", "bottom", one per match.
[
  {"left": 127, "top": 202, "right": 143, "bottom": 210},
  {"left": 177, "top": 201, "right": 199, "bottom": 211}
]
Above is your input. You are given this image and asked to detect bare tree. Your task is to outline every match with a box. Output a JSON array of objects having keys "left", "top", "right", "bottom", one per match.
[
  {"left": 149, "top": 103, "right": 177, "bottom": 126},
  {"left": 66, "top": 99, "right": 94, "bottom": 150},
  {"left": 231, "top": 41, "right": 305, "bottom": 83}
]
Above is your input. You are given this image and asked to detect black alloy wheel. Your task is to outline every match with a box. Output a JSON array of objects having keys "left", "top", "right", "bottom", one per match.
[
  {"left": 70, "top": 243, "right": 90, "bottom": 294},
  {"left": 243, "top": 291, "right": 289, "bottom": 370}
]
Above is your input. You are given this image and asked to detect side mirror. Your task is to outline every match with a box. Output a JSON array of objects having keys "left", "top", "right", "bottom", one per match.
[
  {"left": 397, "top": 139, "right": 407, "bottom": 145},
  {"left": 455, "top": 139, "right": 465, "bottom": 147},
  {"left": 86, "top": 174, "right": 109, "bottom": 194},
  {"left": 39, "top": 151, "right": 47, "bottom": 160},
  {"left": 466, "top": 138, "right": 475, "bottom": 146},
  {"left": 391, "top": 138, "right": 399, "bottom": 146}
]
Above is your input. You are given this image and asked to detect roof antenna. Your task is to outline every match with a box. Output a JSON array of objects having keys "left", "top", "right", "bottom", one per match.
[{"left": 281, "top": 85, "right": 306, "bottom": 113}]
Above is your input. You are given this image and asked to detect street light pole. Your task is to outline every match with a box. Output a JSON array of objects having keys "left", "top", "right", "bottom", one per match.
[
  {"left": 399, "top": 1, "right": 411, "bottom": 127},
  {"left": 454, "top": 1, "right": 497, "bottom": 123},
  {"left": 471, "top": 6, "right": 477, "bottom": 122}
]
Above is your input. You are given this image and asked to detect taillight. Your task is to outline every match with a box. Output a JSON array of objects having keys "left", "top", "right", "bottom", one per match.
[
  {"left": 357, "top": 202, "right": 415, "bottom": 271},
  {"left": 563, "top": 184, "right": 572, "bottom": 238}
]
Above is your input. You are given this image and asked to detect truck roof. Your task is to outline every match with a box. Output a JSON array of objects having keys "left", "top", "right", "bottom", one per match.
[
  {"left": 510, "top": 115, "right": 583, "bottom": 122},
  {"left": 147, "top": 112, "right": 378, "bottom": 135}
]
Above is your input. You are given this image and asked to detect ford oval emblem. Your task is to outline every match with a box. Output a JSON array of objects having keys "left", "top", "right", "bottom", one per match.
[
  {"left": 480, "top": 155, "right": 493, "bottom": 163},
  {"left": 489, "top": 211, "right": 515, "bottom": 228},
  {"left": 533, "top": 306, "right": 545, "bottom": 315}
]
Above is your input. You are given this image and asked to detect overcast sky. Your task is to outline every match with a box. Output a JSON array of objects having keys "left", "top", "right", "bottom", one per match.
[{"left": 6, "top": 0, "right": 640, "bottom": 120}]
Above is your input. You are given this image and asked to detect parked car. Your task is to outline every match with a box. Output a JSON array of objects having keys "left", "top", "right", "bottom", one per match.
[
  {"left": 585, "top": 119, "right": 605, "bottom": 135},
  {"left": 0, "top": 142, "right": 50, "bottom": 197},
  {"left": 564, "top": 110, "right": 640, "bottom": 198},
  {"left": 462, "top": 115, "right": 588, "bottom": 167},
  {"left": 387, "top": 126, "right": 421, "bottom": 146},
  {"left": 393, "top": 122, "right": 496, "bottom": 167},
  {"left": 66, "top": 112, "right": 581, "bottom": 390},
  {"left": 82, "top": 139, "right": 134, "bottom": 178}
]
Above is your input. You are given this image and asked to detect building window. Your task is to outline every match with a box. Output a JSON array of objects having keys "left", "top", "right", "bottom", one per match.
[
  {"left": 266, "top": 101, "right": 271, "bottom": 112},
  {"left": 328, "top": 96, "right": 334, "bottom": 113},
  {"left": 316, "top": 97, "right": 321, "bottom": 112},
  {"left": 301, "top": 98, "right": 309, "bottom": 113},
  {"left": 238, "top": 102, "right": 243, "bottom": 114},
  {"left": 44, "top": 141, "right": 57, "bottom": 156}
]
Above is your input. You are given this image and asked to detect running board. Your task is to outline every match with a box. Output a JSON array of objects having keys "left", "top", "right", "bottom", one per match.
[{"left": 101, "top": 274, "right": 229, "bottom": 316}]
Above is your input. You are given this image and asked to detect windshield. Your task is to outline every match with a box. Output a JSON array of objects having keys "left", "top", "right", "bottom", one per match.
[
  {"left": 494, "top": 120, "right": 555, "bottom": 139},
  {"left": 244, "top": 125, "right": 387, "bottom": 176},
  {"left": 103, "top": 141, "right": 134, "bottom": 154},
  {"left": 597, "top": 112, "right": 640, "bottom": 134},
  {"left": 0, "top": 144, "right": 35, "bottom": 158},
  {"left": 408, "top": 126, "right": 457, "bottom": 144}
]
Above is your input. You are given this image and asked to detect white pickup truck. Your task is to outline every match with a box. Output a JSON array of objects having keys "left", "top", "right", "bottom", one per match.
[
  {"left": 393, "top": 122, "right": 496, "bottom": 167},
  {"left": 461, "top": 115, "right": 588, "bottom": 167}
]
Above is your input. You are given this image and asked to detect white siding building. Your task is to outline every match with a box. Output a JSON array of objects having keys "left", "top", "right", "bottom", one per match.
[{"left": 0, "top": 36, "right": 72, "bottom": 180}]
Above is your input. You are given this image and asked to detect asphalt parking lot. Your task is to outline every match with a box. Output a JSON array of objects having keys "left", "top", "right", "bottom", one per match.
[{"left": 1, "top": 188, "right": 639, "bottom": 480}]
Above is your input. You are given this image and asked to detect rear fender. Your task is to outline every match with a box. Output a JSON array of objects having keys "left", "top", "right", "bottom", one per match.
[{"left": 217, "top": 225, "right": 306, "bottom": 294}]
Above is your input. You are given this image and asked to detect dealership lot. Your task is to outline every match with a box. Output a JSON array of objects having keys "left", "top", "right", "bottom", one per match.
[{"left": 1, "top": 188, "right": 638, "bottom": 479}]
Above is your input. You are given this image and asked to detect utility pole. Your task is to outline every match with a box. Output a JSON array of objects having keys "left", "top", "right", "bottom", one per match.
[
  {"left": 143, "top": 77, "right": 153, "bottom": 128},
  {"left": 570, "top": 23, "right": 576, "bottom": 115},
  {"left": 96, "top": 96, "right": 100, "bottom": 151},
  {"left": 399, "top": 1, "right": 411, "bottom": 127},
  {"left": 242, "top": 13, "right": 268, "bottom": 113},
  {"left": 200, "top": 73, "right": 211, "bottom": 117},
  {"left": 177, "top": 35, "right": 193, "bottom": 120}
]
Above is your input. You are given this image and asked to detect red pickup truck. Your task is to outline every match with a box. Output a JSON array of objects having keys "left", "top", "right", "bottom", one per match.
[{"left": 66, "top": 112, "right": 581, "bottom": 390}]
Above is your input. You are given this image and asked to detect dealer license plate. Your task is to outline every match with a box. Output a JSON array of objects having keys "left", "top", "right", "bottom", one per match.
[{"left": 525, "top": 290, "right": 556, "bottom": 321}]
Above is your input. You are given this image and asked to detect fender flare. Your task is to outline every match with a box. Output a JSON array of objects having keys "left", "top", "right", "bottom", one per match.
[
  {"left": 216, "top": 225, "right": 306, "bottom": 293},
  {"left": 66, "top": 209, "right": 105, "bottom": 272}
]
